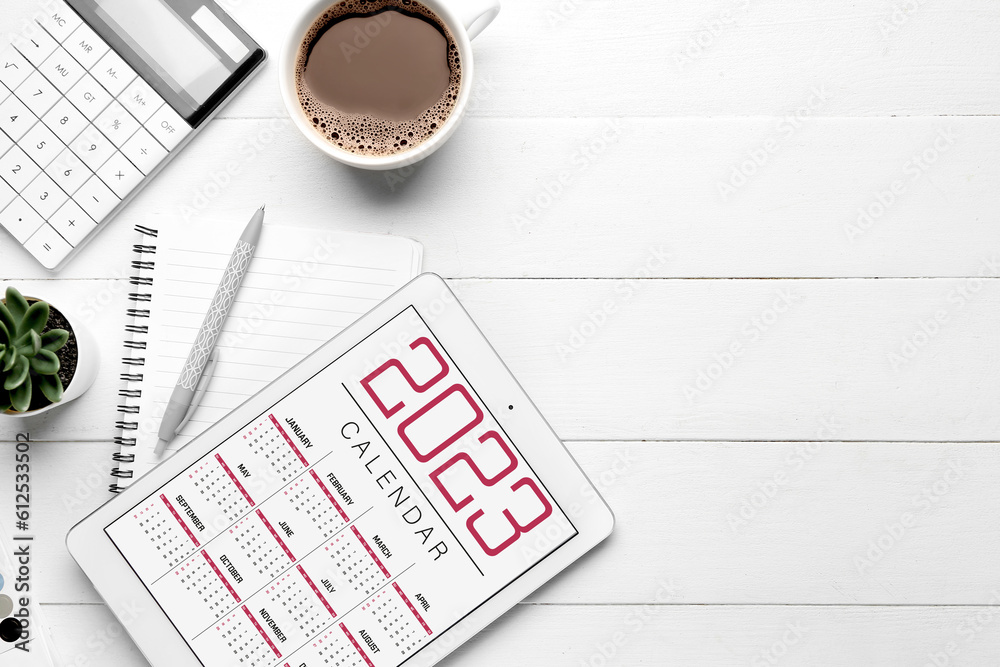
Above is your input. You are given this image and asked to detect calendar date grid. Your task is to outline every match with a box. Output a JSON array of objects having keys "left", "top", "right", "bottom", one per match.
[
  {"left": 189, "top": 506, "right": 380, "bottom": 642},
  {"left": 148, "top": 443, "right": 339, "bottom": 587},
  {"left": 267, "top": 562, "right": 419, "bottom": 667}
]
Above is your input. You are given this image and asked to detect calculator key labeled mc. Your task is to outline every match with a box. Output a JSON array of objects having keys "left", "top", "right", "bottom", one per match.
[
  {"left": 39, "top": 0, "right": 84, "bottom": 43},
  {"left": 97, "top": 151, "right": 143, "bottom": 199},
  {"left": 42, "top": 96, "right": 88, "bottom": 144},
  {"left": 24, "top": 222, "right": 73, "bottom": 269},
  {"left": 146, "top": 104, "right": 190, "bottom": 151},
  {"left": 75, "top": 173, "right": 119, "bottom": 221},
  {"left": 67, "top": 73, "right": 112, "bottom": 121},
  {"left": 11, "top": 25, "right": 58, "bottom": 68},
  {"left": 49, "top": 199, "right": 95, "bottom": 246},
  {"left": 65, "top": 23, "right": 109, "bottom": 69},
  {"left": 0, "top": 94, "right": 35, "bottom": 142},
  {"left": 119, "top": 79, "right": 163, "bottom": 124},
  {"left": 96, "top": 101, "right": 139, "bottom": 147},
  {"left": 47, "top": 147, "right": 91, "bottom": 194},
  {"left": 0, "top": 47, "right": 32, "bottom": 92},
  {"left": 39, "top": 46, "right": 85, "bottom": 94},
  {"left": 15, "top": 70, "right": 60, "bottom": 117},
  {"left": 93, "top": 49, "right": 136, "bottom": 97},
  {"left": 0, "top": 196, "right": 44, "bottom": 243},
  {"left": 0, "top": 145, "right": 41, "bottom": 191},
  {"left": 71, "top": 124, "right": 116, "bottom": 170},
  {"left": 122, "top": 128, "right": 167, "bottom": 175},
  {"left": 21, "top": 121, "right": 62, "bottom": 168}
]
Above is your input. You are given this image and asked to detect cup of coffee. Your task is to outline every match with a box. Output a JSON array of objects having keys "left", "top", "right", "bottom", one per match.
[{"left": 279, "top": 0, "right": 500, "bottom": 170}]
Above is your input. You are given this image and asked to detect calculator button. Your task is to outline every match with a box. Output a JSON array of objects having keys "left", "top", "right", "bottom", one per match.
[
  {"left": 0, "top": 131, "right": 11, "bottom": 158},
  {"left": 22, "top": 172, "right": 67, "bottom": 218},
  {"left": 46, "top": 148, "right": 91, "bottom": 194},
  {"left": 93, "top": 49, "right": 136, "bottom": 97},
  {"left": 42, "top": 97, "right": 88, "bottom": 144},
  {"left": 146, "top": 104, "right": 190, "bottom": 151},
  {"left": 39, "top": 1, "right": 84, "bottom": 43},
  {"left": 0, "top": 95, "right": 34, "bottom": 142},
  {"left": 0, "top": 47, "right": 32, "bottom": 92},
  {"left": 97, "top": 151, "right": 143, "bottom": 199},
  {"left": 95, "top": 101, "right": 139, "bottom": 147},
  {"left": 49, "top": 199, "right": 94, "bottom": 246},
  {"left": 65, "top": 23, "right": 109, "bottom": 69},
  {"left": 0, "top": 178, "right": 14, "bottom": 211},
  {"left": 119, "top": 79, "right": 163, "bottom": 124},
  {"left": 71, "top": 124, "right": 115, "bottom": 170},
  {"left": 66, "top": 73, "right": 112, "bottom": 120},
  {"left": 122, "top": 128, "right": 167, "bottom": 175},
  {"left": 0, "top": 146, "right": 41, "bottom": 191},
  {"left": 75, "top": 174, "right": 118, "bottom": 221},
  {"left": 20, "top": 122, "right": 62, "bottom": 168},
  {"left": 16, "top": 70, "right": 60, "bottom": 117},
  {"left": 39, "top": 46, "right": 85, "bottom": 94},
  {"left": 11, "top": 27, "right": 59, "bottom": 68},
  {"left": 0, "top": 197, "right": 44, "bottom": 243},
  {"left": 24, "top": 223, "right": 72, "bottom": 269}
]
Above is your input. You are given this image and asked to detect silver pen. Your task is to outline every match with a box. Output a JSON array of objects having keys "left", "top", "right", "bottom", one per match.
[{"left": 154, "top": 205, "right": 266, "bottom": 457}]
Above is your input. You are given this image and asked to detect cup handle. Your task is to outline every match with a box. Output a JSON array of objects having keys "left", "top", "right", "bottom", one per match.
[{"left": 459, "top": 0, "right": 500, "bottom": 40}]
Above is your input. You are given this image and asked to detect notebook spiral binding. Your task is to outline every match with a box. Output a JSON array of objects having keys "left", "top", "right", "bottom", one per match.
[{"left": 110, "top": 225, "right": 158, "bottom": 494}]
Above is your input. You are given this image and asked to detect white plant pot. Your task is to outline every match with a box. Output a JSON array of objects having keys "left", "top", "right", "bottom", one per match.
[{"left": 2, "top": 298, "right": 100, "bottom": 419}]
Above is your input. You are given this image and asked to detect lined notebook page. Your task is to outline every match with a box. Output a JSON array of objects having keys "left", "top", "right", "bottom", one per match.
[{"left": 124, "top": 219, "right": 422, "bottom": 486}]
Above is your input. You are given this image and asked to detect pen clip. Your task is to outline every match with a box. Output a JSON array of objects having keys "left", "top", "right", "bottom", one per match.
[{"left": 177, "top": 348, "right": 220, "bottom": 433}]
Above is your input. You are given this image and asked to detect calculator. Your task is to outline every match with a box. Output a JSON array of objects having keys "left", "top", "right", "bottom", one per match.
[{"left": 0, "top": 0, "right": 265, "bottom": 270}]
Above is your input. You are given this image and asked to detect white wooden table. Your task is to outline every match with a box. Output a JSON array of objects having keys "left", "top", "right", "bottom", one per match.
[{"left": 2, "top": 0, "right": 1000, "bottom": 664}]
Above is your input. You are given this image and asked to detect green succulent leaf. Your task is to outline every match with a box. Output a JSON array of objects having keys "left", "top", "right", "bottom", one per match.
[
  {"left": 0, "top": 305, "right": 14, "bottom": 343},
  {"left": 9, "top": 375, "right": 31, "bottom": 412},
  {"left": 17, "top": 301, "right": 49, "bottom": 338},
  {"left": 18, "top": 330, "right": 42, "bottom": 357},
  {"left": 5, "top": 287, "right": 28, "bottom": 323},
  {"left": 38, "top": 374, "right": 63, "bottom": 404},
  {"left": 0, "top": 343, "right": 5, "bottom": 365},
  {"left": 2, "top": 345, "right": 17, "bottom": 373},
  {"left": 29, "top": 349, "right": 59, "bottom": 375},
  {"left": 41, "top": 329, "right": 69, "bottom": 352},
  {"left": 4, "top": 354, "right": 29, "bottom": 390},
  {"left": 0, "top": 396, "right": 10, "bottom": 413}
]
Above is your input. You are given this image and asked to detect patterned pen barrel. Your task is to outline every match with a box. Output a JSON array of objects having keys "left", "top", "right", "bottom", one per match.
[{"left": 154, "top": 206, "right": 265, "bottom": 456}]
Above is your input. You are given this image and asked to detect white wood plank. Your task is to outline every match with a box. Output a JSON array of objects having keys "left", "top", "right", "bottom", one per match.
[
  {"left": 1, "top": 117, "right": 995, "bottom": 280},
  {"left": 12, "top": 441, "right": 1000, "bottom": 606},
  {"left": 193, "top": 0, "right": 1000, "bottom": 118},
  {"left": 42, "top": 604, "right": 147, "bottom": 667},
  {"left": 6, "top": 0, "right": 999, "bottom": 119},
  {"left": 41, "top": 602, "right": 1000, "bottom": 666},
  {"left": 4, "top": 277, "right": 999, "bottom": 442}
]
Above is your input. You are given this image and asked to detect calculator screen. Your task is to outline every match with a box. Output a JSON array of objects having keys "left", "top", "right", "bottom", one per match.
[
  {"left": 69, "top": 0, "right": 263, "bottom": 125},
  {"left": 95, "top": 0, "right": 229, "bottom": 105},
  {"left": 105, "top": 307, "right": 578, "bottom": 667}
]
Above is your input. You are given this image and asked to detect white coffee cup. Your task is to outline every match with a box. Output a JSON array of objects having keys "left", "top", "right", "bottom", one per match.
[{"left": 279, "top": 0, "right": 501, "bottom": 171}]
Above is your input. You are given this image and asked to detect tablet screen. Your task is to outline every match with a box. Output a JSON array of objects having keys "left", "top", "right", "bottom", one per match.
[{"left": 105, "top": 306, "right": 578, "bottom": 666}]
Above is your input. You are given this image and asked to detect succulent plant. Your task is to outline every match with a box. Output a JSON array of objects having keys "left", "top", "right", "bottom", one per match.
[{"left": 0, "top": 287, "right": 69, "bottom": 413}]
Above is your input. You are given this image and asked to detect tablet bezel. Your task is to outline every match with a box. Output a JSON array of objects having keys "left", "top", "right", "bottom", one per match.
[{"left": 68, "top": 273, "right": 614, "bottom": 667}]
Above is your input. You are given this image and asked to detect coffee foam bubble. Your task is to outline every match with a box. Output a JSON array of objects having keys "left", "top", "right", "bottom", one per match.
[{"left": 296, "top": 0, "right": 462, "bottom": 158}]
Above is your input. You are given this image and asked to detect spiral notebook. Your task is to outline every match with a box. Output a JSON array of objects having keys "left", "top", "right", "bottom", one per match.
[{"left": 109, "top": 218, "right": 422, "bottom": 493}]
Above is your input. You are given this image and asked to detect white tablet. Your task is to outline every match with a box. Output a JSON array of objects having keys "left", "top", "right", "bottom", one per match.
[{"left": 68, "top": 273, "right": 614, "bottom": 667}]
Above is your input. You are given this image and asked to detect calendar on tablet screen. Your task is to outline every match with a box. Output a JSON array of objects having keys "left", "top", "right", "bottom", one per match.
[{"left": 105, "top": 306, "right": 578, "bottom": 667}]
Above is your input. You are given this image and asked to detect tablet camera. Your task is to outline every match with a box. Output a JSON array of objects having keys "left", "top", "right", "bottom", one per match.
[{"left": 0, "top": 572, "right": 23, "bottom": 644}]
